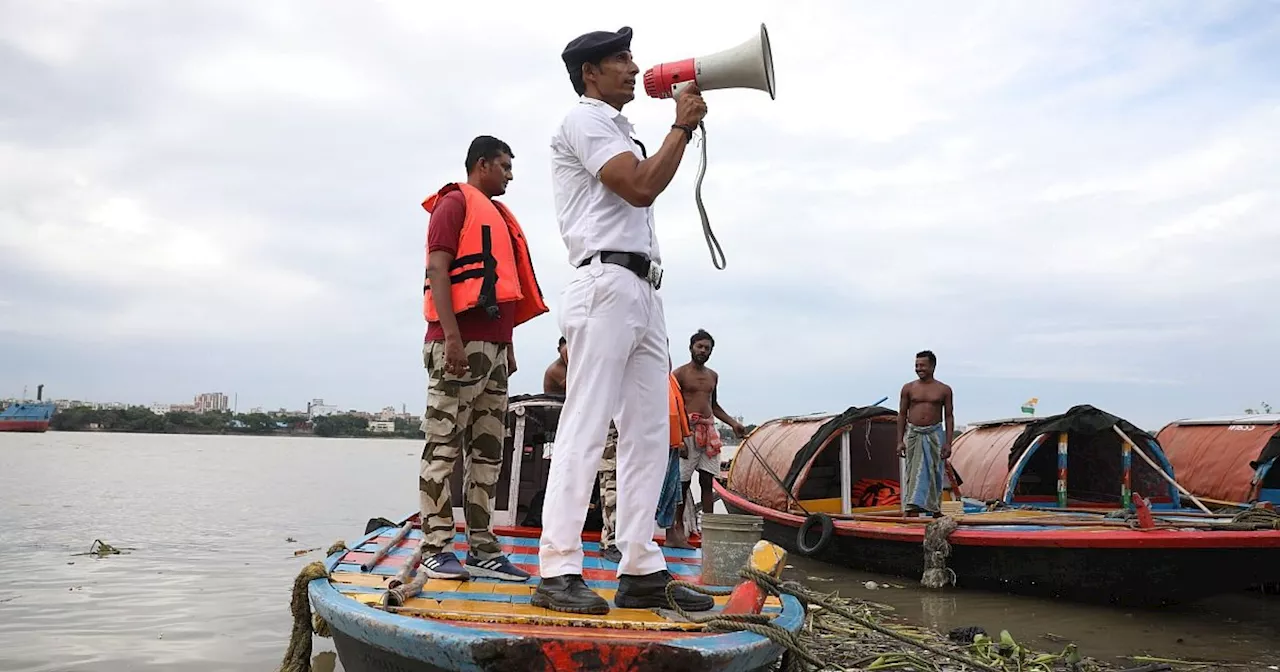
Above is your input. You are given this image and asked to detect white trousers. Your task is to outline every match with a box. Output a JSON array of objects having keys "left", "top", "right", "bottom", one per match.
[{"left": 539, "top": 260, "right": 669, "bottom": 578}]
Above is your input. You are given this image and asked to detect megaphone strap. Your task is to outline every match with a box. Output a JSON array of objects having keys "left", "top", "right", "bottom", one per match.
[{"left": 693, "top": 121, "right": 727, "bottom": 271}]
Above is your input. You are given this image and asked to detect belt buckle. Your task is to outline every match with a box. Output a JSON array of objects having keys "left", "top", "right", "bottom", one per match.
[{"left": 646, "top": 261, "right": 663, "bottom": 290}]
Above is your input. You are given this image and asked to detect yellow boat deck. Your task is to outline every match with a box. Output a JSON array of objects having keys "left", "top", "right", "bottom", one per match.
[{"left": 328, "top": 528, "right": 783, "bottom": 632}]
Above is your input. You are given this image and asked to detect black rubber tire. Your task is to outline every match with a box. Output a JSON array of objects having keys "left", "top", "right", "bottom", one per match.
[{"left": 795, "top": 512, "right": 834, "bottom": 556}]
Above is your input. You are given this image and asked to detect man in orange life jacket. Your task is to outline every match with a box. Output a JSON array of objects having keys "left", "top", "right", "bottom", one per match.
[{"left": 417, "top": 135, "right": 549, "bottom": 582}]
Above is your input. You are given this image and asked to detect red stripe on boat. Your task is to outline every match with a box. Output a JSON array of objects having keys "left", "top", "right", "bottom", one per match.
[{"left": 715, "top": 481, "right": 1280, "bottom": 549}]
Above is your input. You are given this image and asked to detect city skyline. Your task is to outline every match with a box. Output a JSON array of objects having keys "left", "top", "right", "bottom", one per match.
[{"left": 0, "top": 387, "right": 416, "bottom": 419}]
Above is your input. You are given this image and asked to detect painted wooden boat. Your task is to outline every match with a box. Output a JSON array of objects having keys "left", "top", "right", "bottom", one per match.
[
  {"left": 716, "top": 404, "right": 1280, "bottom": 606},
  {"left": 307, "top": 394, "right": 805, "bottom": 672},
  {"left": 1156, "top": 414, "right": 1280, "bottom": 508}
]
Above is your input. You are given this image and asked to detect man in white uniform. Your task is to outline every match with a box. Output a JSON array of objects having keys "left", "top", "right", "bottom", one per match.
[{"left": 532, "top": 26, "right": 715, "bottom": 615}]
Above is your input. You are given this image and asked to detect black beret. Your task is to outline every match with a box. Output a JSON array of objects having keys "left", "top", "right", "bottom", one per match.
[{"left": 561, "top": 26, "right": 633, "bottom": 72}]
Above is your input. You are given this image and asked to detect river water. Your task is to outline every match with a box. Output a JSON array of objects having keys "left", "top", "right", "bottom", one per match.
[{"left": 1, "top": 432, "right": 1276, "bottom": 671}]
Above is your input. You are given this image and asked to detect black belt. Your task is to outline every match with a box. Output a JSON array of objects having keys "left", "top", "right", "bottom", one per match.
[{"left": 577, "top": 251, "right": 651, "bottom": 280}]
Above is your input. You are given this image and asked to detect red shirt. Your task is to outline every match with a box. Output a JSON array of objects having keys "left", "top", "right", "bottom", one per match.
[{"left": 424, "top": 189, "right": 516, "bottom": 344}]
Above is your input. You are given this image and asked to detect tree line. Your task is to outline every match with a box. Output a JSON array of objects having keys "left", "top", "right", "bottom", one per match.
[
  {"left": 49, "top": 406, "right": 424, "bottom": 439},
  {"left": 46, "top": 405, "right": 757, "bottom": 442}
]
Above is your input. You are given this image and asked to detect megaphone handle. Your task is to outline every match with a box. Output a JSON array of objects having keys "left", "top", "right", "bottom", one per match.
[{"left": 693, "top": 121, "right": 727, "bottom": 270}]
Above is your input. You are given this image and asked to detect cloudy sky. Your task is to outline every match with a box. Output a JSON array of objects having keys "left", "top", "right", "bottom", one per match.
[{"left": 1, "top": 0, "right": 1277, "bottom": 429}]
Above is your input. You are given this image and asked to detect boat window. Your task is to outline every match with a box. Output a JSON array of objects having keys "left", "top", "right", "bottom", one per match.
[
  {"left": 1012, "top": 432, "right": 1170, "bottom": 506},
  {"left": 795, "top": 420, "right": 900, "bottom": 504}
]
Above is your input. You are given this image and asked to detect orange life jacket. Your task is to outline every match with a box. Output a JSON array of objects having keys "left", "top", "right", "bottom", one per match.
[
  {"left": 421, "top": 182, "right": 548, "bottom": 327},
  {"left": 669, "top": 374, "right": 692, "bottom": 449},
  {"left": 851, "top": 478, "right": 901, "bottom": 507}
]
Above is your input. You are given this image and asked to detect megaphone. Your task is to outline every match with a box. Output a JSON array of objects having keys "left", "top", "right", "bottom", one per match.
[
  {"left": 643, "top": 24, "right": 776, "bottom": 100},
  {"left": 640, "top": 24, "right": 777, "bottom": 271}
]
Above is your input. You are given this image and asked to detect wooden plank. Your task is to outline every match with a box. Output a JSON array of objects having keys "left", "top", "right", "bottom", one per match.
[
  {"left": 337, "top": 553, "right": 701, "bottom": 578},
  {"left": 351, "top": 594, "right": 722, "bottom": 631},
  {"left": 329, "top": 571, "right": 391, "bottom": 588}
]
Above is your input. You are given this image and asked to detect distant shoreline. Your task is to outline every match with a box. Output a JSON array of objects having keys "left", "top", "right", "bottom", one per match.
[
  {"left": 45, "top": 406, "right": 425, "bottom": 441},
  {"left": 46, "top": 427, "right": 423, "bottom": 440}
]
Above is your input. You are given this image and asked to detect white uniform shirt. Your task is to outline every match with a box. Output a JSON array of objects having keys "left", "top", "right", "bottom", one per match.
[{"left": 550, "top": 96, "right": 660, "bottom": 267}]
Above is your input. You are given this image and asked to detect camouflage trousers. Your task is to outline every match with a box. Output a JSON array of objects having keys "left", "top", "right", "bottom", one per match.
[
  {"left": 597, "top": 422, "right": 618, "bottom": 549},
  {"left": 418, "top": 340, "right": 509, "bottom": 560}
]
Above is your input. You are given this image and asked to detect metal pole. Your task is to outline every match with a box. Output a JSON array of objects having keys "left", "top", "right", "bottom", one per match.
[
  {"left": 1056, "top": 432, "right": 1068, "bottom": 508},
  {"left": 839, "top": 429, "right": 852, "bottom": 515},
  {"left": 361, "top": 521, "right": 413, "bottom": 573}
]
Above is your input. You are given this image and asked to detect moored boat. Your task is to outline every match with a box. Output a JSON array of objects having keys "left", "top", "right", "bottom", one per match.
[
  {"left": 1156, "top": 414, "right": 1280, "bottom": 508},
  {"left": 716, "top": 403, "right": 1280, "bottom": 605},
  {"left": 291, "top": 394, "right": 805, "bottom": 672},
  {"left": 0, "top": 384, "right": 55, "bottom": 433}
]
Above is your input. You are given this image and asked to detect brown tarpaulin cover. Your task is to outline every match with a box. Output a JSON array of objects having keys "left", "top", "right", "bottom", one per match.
[
  {"left": 725, "top": 415, "right": 829, "bottom": 511},
  {"left": 949, "top": 420, "right": 1028, "bottom": 501},
  {"left": 1157, "top": 419, "right": 1280, "bottom": 504}
]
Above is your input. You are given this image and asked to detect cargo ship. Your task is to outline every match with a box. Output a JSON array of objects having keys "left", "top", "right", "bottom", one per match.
[{"left": 0, "top": 385, "right": 56, "bottom": 433}]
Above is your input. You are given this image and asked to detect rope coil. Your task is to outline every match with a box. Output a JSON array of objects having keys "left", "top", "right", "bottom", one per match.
[
  {"left": 275, "top": 540, "right": 347, "bottom": 672},
  {"left": 921, "top": 515, "right": 960, "bottom": 589}
]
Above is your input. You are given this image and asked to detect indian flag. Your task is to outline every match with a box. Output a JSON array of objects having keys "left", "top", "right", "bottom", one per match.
[{"left": 1021, "top": 398, "right": 1038, "bottom": 415}]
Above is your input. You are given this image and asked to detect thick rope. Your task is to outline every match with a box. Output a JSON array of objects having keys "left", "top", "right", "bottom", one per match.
[
  {"left": 665, "top": 575, "right": 820, "bottom": 672},
  {"left": 276, "top": 540, "right": 347, "bottom": 672},
  {"left": 687, "top": 566, "right": 1005, "bottom": 672},
  {"left": 1220, "top": 506, "right": 1280, "bottom": 531},
  {"left": 921, "top": 515, "right": 960, "bottom": 589}
]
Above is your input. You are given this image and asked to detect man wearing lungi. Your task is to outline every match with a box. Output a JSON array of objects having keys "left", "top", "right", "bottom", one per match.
[{"left": 896, "top": 350, "right": 955, "bottom": 516}]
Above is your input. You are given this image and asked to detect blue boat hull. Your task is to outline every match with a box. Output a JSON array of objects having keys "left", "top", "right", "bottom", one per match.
[{"left": 308, "top": 521, "right": 805, "bottom": 672}]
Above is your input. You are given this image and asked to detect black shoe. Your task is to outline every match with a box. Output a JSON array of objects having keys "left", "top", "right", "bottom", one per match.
[
  {"left": 531, "top": 574, "right": 609, "bottom": 615},
  {"left": 600, "top": 545, "right": 622, "bottom": 564},
  {"left": 614, "top": 570, "right": 715, "bottom": 611}
]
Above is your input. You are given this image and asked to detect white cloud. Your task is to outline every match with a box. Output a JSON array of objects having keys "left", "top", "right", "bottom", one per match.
[{"left": 1, "top": 0, "right": 1278, "bottom": 427}]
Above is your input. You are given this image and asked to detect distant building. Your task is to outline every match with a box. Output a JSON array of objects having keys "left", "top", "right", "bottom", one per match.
[
  {"left": 149, "top": 404, "right": 172, "bottom": 415},
  {"left": 368, "top": 420, "right": 396, "bottom": 433},
  {"left": 194, "top": 392, "right": 229, "bottom": 414},
  {"left": 307, "top": 398, "right": 339, "bottom": 419}
]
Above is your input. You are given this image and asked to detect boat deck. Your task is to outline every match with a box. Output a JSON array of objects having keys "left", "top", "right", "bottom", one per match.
[{"left": 326, "top": 526, "right": 783, "bottom": 635}]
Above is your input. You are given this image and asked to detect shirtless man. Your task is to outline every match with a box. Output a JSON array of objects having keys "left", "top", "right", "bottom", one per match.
[
  {"left": 543, "top": 336, "right": 623, "bottom": 563},
  {"left": 896, "top": 350, "right": 955, "bottom": 517},
  {"left": 670, "top": 329, "right": 745, "bottom": 547},
  {"left": 543, "top": 337, "right": 568, "bottom": 395}
]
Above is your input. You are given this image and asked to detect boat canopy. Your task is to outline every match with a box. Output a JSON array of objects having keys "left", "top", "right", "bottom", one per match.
[
  {"left": 1156, "top": 414, "right": 1280, "bottom": 506},
  {"left": 950, "top": 404, "right": 1179, "bottom": 508},
  {"left": 724, "top": 405, "right": 917, "bottom": 514},
  {"left": 441, "top": 393, "right": 566, "bottom": 529}
]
